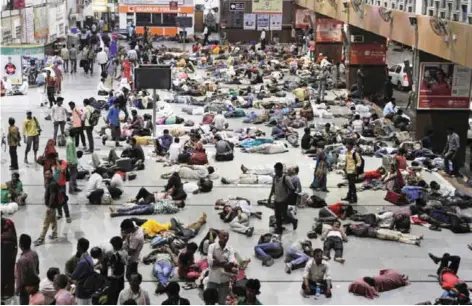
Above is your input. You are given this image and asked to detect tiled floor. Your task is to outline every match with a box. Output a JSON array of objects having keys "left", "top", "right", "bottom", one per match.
[{"left": 1, "top": 50, "right": 471, "bottom": 305}]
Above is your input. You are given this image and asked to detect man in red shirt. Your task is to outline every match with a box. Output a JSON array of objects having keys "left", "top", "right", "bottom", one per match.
[
  {"left": 318, "top": 202, "right": 355, "bottom": 221},
  {"left": 337, "top": 167, "right": 386, "bottom": 187}
]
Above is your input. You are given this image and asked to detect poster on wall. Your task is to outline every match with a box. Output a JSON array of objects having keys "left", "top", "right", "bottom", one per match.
[
  {"left": 316, "top": 19, "right": 343, "bottom": 42},
  {"left": 417, "top": 63, "right": 472, "bottom": 110},
  {"left": 256, "top": 14, "right": 270, "bottom": 30},
  {"left": 1, "top": 55, "right": 22, "bottom": 84},
  {"left": 295, "top": 9, "right": 315, "bottom": 28},
  {"left": 48, "top": 6, "right": 57, "bottom": 41},
  {"left": 25, "top": 7, "right": 35, "bottom": 43},
  {"left": 252, "top": 0, "right": 282, "bottom": 13},
  {"left": 1, "top": 17, "right": 13, "bottom": 45},
  {"left": 34, "top": 6, "right": 49, "bottom": 40},
  {"left": 244, "top": 14, "right": 256, "bottom": 30},
  {"left": 56, "top": 3, "right": 66, "bottom": 38},
  {"left": 349, "top": 44, "right": 386, "bottom": 65},
  {"left": 270, "top": 14, "right": 282, "bottom": 30}
]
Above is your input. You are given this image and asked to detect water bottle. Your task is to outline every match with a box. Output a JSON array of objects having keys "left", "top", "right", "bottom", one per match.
[{"left": 315, "top": 284, "right": 321, "bottom": 299}]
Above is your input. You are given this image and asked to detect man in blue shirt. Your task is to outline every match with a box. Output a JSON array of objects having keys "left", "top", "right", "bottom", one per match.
[
  {"left": 107, "top": 100, "right": 122, "bottom": 147},
  {"left": 158, "top": 129, "right": 173, "bottom": 152}
]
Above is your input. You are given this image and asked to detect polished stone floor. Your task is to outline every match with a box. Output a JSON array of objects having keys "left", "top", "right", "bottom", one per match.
[{"left": 1, "top": 55, "right": 471, "bottom": 305}]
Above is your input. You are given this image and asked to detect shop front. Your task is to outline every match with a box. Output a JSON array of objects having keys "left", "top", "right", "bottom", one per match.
[{"left": 118, "top": 1, "right": 195, "bottom": 37}]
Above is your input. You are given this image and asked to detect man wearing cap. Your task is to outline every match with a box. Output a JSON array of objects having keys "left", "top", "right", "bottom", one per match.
[
  {"left": 52, "top": 97, "right": 68, "bottom": 143},
  {"left": 23, "top": 111, "right": 41, "bottom": 164}
]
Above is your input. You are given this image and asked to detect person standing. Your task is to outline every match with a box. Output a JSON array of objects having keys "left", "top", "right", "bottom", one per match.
[
  {"left": 442, "top": 127, "right": 460, "bottom": 176},
  {"left": 87, "top": 47, "right": 96, "bottom": 76},
  {"left": 121, "top": 219, "right": 144, "bottom": 281},
  {"left": 83, "top": 99, "right": 95, "bottom": 153},
  {"left": 34, "top": 169, "right": 59, "bottom": 246},
  {"left": 207, "top": 231, "right": 235, "bottom": 305},
  {"left": 71, "top": 238, "right": 94, "bottom": 305},
  {"left": 260, "top": 29, "right": 266, "bottom": 50},
  {"left": 66, "top": 129, "right": 80, "bottom": 195},
  {"left": 1, "top": 217, "right": 18, "bottom": 300},
  {"left": 357, "top": 66, "right": 365, "bottom": 98},
  {"left": 268, "top": 162, "right": 297, "bottom": 235},
  {"left": 69, "top": 44, "right": 78, "bottom": 74},
  {"left": 60, "top": 45, "right": 69, "bottom": 73},
  {"left": 108, "top": 236, "right": 127, "bottom": 305},
  {"left": 53, "top": 63, "right": 63, "bottom": 94},
  {"left": 16, "top": 234, "right": 40, "bottom": 305},
  {"left": 291, "top": 24, "right": 296, "bottom": 43},
  {"left": 107, "top": 100, "right": 122, "bottom": 148},
  {"left": 52, "top": 97, "right": 67, "bottom": 143},
  {"left": 7, "top": 117, "right": 20, "bottom": 170},
  {"left": 96, "top": 48, "right": 108, "bottom": 74},
  {"left": 69, "top": 101, "right": 87, "bottom": 149},
  {"left": 342, "top": 142, "right": 362, "bottom": 204},
  {"left": 45, "top": 70, "right": 56, "bottom": 108},
  {"left": 202, "top": 25, "right": 210, "bottom": 46},
  {"left": 23, "top": 111, "right": 41, "bottom": 164}
]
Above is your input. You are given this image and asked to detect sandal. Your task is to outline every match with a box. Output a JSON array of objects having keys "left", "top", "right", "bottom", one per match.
[{"left": 183, "top": 283, "right": 197, "bottom": 290}]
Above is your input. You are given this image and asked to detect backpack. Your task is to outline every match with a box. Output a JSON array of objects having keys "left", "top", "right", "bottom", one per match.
[
  {"left": 352, "top": 151, "right": 365, "bottom": 175},
  {"left": 78, "top": 260, "right": 108, "bottom": 299},
  {"left": 57, "top": 134, "right": 66, "bottom": 147},
  {"left": 88, "top": 109, "right": 101, "bottom": 126},
  {"left": 109, "top": 251, "right": 126, "bottom": 277}
]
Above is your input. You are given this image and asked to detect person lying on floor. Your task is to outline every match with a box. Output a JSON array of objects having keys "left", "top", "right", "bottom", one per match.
[
  {"left": 417, "top": 206, "right": 471, "bottom": 233},
  {"left": 142, "top": 245, "right": 179, "bottom": 293},
  {"left": 109, "top": 195, "right": 184, "bottom": 217},
  {"left": 218, "top": 203, "right": 255, "bottom": 237},
  {"left": 183, "top": 177, "right": 214, "bottom": 195},
  {"left": 240, "top": 163, "right": 290, "bottom": 175},
  {"left": 317, "top": 202, "right": 355, "bottom": 221},
  {"left": 164, "top": 172, "right": 188, "bottom": 201},
  {"left": 221, "top": 173, "right": 273, "bottom": 185},
  {"left": 320, "top": 220, "right": 347, "bottom": 263},
  {"left": 301, "top": 248, "right": 332, "bottom": 298},
  {"left": 428, "top": 252, "right": 470, "bottom": 304},
  {"left": 336, "top": 167, "right": 386, "bottom": 188},
  {"left": 254, "top": 233, "right": 283, "bottom": 267},
  {"left": 285, "top": 239, "right": 313, "bottom": 274},
  {"left": 161, "top": 165, "right": 217, "bottom": 180},
  {"left": 350, "top": 204, "right": 420, "bottom": 233},
  {"left": 242, "top": 141, "right": 288, "bottom": 154},
  {"left": 214, "top": 197, "right": 262, "bottom": 219},
  {"left": 343, "top": 223, "right": 422, "bottom": 246},
  {"left": 348, "top": 269, "right": 410, "bottom": 299}
]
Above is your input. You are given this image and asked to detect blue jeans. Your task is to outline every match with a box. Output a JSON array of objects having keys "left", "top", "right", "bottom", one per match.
[
  {"left": 152, "top": 262, "right": 173, "bottom": 286},
  {"left": 286, "top": 247, "right": 309, "bottom": 266},
  {"left": 116, "top": 205, "right": 154, "bottom": 216},
  {"left": 254, "top": 242, "right": 280, "bottom": 260}
]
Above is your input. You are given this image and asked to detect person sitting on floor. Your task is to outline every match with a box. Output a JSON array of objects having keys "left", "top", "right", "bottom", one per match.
[
  {"left": 156, "top": 129, "right": 173, "bottom": 156},
  {"left": 188, "top": 143, "right": 208, "bottom": 165},
  {"left": 85, "top": 168, "right": 110, "bottom": 204},
  {"left": 381, "top": 164, "right": 404, "bottom": 193},
  {"left": 164, "top": 172, "right": 188, "bottom": 201},
  {"left": 301, "top": 127, "right": 314, "bottom": 150},
  {"left": 5, "top": 172, "right": 28, "bottom": 205},
  {"left": 106, "top": 168, "right": 125, "bottom": 200},
  {"left": 214, "top": 135, "right": 234, "bottom": 161},
  {"left": 321, "top": 220, "right": 347, "bottom": 263},
  {"left": 348, "top": 269, "right": 410, "bottom": 299},
  {"left": 254, "top": 233, "right": 283, "bottom": 267},
  {"left": 77, "top": 150, "right": 92, "bottom": 179},
  {"left": 302, "top": 248, "right": 332, "bottom": 298},
  {"left": 177, "top": 242, "right": 208, "bottom": 284},
  {"left": 285, "top": 239, "right": 313, "bottom": 274},
  {"left": 126, "top": 138, "right": 145, "bottom": 169},
  {"left": 129, "top": 110, "right": 145, "bottom": 136}
]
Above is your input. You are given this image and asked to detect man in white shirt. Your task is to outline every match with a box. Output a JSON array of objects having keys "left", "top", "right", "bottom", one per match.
[
  {"left": 212, "top": 111, "right": 228, "bottom": 131},
  {"left": 260, "top": 29, "right": 266, "bottom": 50},
  {"left": 83, "top": 99, "right": 96, "bottom": 153},
  {"left": 85, "top": 169, "right": 106, "bottom": 204},
  {"left": 302, "top": 248, "right": 332, "bottom": 297},
  {"left": 127, "top": 49, "right": 137, "bottom": 63},
  {"left": 39, "top": 267, "right": 60, "bottom": 305},
  {"left": 96, "top": 48, "right": 109, "bottom": 74},
  {"left": 203, "top": 25, "right": 210, "bottom": 46},
  {"left": 162, "top": 165, "right": 216, "bottom": 180},
  {"left": 168, "top": 137, "right": 182, "bottom": 163},
  {"left": 383, "top": 98, "right": 397, "bottom": 118},
  {"left": 207, "top": 231, "right": 237, "bottom": 305},
  {"left": 351, "top": 114, "right": 364, "bottom": 135},
  {"left": 51, "top": 97, "right": 68, "bottom": 142}
]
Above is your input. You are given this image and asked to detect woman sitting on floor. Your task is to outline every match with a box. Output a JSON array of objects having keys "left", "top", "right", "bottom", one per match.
[
  {"left": 188, "top": 143, "right": 208, "bottom": 165},
  {"left": 5, "top": 172, "right": 27, "bottom": 205}
]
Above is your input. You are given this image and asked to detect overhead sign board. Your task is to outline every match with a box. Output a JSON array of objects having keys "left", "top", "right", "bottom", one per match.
[
  {"left": 229, "top": 2, "right": 245, "bottom": 11},
  {"left": 252, "top": 0, "right": 282, "bottom": 14}
]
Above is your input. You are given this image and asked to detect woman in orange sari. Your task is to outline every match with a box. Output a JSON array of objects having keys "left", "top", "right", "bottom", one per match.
[{"left": 122, "top": 58, "right": 132, "bottom": 83}]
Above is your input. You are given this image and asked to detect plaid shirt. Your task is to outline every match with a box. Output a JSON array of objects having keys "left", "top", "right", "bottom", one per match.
[{"left": 152, "top": 200, "right": 180, "bottom": 214}]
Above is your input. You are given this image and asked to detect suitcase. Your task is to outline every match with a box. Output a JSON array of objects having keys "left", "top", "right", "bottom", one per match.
[
  {"left": 116, "top": 158, "right": 133, "bottom": 172},
  {"left": 384, "top": 191, "right": 407, "bottom": 205},
  {"left": 57, "top": 134, "right": 66, "bottom": 147}
]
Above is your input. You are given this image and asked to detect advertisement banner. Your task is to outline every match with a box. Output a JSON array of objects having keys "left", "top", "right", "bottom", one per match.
[
  {"left": 270, "top": 14, "right": 282, "bottom": 30},
  {"left": 417, "top": 63, "right": 472, "bottom": 110},
  {"left": 349, "top": 44, "right": 386, "bottom": 65},
  {"left": 33, "top": 6, "right": 49, "bottom": 39},
  {"left": 295, "top": 9, "right": 315, "bottom": 28},
  {"left": 48, "top": 6, "right": 57, "bottom": 41},
  {"left": 256, "top": 14, "right": 270, "bottom": 30},
  {"left": 56, "top": 3, "right": 66, "bottom": 38},
  {"left": 252, "top": 0, "right": 282, "bottom": 13},
  {"left": 121, "top": 0, "right": 183, "bottom": 4},
  {"left": 243, "top": 13, "right": 256, "bottom": 30},
  {"left": 1, "top": 54, "right": 22, "bottom": 84},
  {"left": 1, "top": 17, "right": 13, "bottom": 44},
  {"left": 316, "top": 18, "right": 343, "bottom": 42}
]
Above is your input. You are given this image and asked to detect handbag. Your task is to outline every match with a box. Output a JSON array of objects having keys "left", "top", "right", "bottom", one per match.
[{"left": 384, "top": 190, "right": 407, "bottom": 205}]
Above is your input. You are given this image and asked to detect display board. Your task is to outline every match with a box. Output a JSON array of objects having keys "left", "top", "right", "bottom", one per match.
[
  {"left": 243, "top": 13, "right": 256, "bottom": 30},
  {"left": 256, "top": 14, "right": 270, "bottom": 30},
  {"left": 270, "top": 14, "right": 282, "bottom": 31},
  {"left": 349, "top": 44, "right": 386, "bottom": 65},
  {"left": 316, "top": 18, "right": 343, "bottom": 42},
  {"left": 252, "top": 0, "right": 282, "bottom": 13},
  {"left": 417, "top": 63, "right": 472, "bottom": 110},
  {"left": 135, "top": 65, "right": 172, "bottom": 90},
  {"left": 295, "top": 9, "right": 315, "bottom": 28}
]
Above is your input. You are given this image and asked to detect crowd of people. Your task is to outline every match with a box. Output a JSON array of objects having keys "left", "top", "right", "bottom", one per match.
[{"left": 1, "top": 21, "right": 471, "bottom": 306}]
